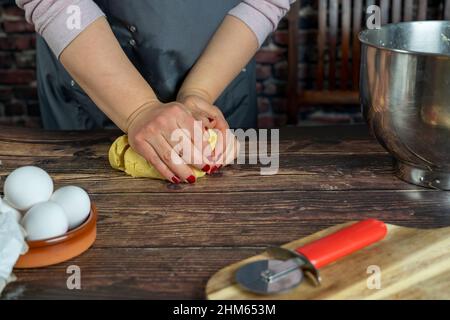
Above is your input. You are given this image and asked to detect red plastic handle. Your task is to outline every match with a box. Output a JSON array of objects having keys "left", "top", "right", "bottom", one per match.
[{"left": 296, "top": 219, "right": 387, "bottom": 269}]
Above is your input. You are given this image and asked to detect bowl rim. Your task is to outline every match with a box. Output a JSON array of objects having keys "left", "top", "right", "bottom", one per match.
[
  {"left": 359, "top": 20, "right": 450, "bottom": 59},
  {"left": 26, "top": 204, "right": 98, "bottom": 248}
]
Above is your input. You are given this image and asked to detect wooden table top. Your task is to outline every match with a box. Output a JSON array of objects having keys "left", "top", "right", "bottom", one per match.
[{"left": 0, "top": 124, "right": 449, "bottom": 299}]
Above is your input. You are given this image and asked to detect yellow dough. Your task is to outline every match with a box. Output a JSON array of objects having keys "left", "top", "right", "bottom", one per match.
[{"left": 109, "top": 130, "right": 217, "bottom": 181}]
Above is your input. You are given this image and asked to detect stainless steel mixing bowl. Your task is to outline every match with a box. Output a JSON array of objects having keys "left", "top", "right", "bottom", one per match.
[{"left": 360, "top": 21, "right": 450, "bottom": 190}]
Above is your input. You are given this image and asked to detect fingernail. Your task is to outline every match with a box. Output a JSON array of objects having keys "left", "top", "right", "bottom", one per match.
[
  {"left": 202, "top": 165, "right": 211, "bottom": 172},
  {"left": 187, "top": 175, "right": 196, "bottom": 184},
  {"left": 172, "top": 176, "right": 181, "bottom": 184},
  {"left": 210, "top": 166, "right": 218, "bottom": 174}
]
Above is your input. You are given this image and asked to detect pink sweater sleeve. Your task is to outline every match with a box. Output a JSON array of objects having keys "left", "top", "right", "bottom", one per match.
[
  {"left": 16, "top": 0, "right": 294, "bottom": 57},
  {"left": 16, "top": 0, "right": 105, "bottom": 57},
  {"left": 229, "top": 0, "right": 296, "bottom": 46}
]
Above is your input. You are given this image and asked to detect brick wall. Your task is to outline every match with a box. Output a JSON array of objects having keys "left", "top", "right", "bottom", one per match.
[{"left": 0, "top": 3, "right": 40, "bottom": 127}]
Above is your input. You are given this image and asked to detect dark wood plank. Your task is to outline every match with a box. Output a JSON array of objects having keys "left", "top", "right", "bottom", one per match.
[
  {"left": 4, "top": 185, "right": 449, "bottom": 300},
  {"left": 0, "top": 126, "right": 386, "bottom": 159},
  {"left": 0, "top": 125, "right": 374, "bottom": 142},
  {"left": 0, "top": 138, "right": 384, "bottom": 157},
  {"left": 86, "top": 191, "right": 450, "bottom": 248},
  {"left": 2, "top": 125, "right": 449, "bottom": 300},
  {"left": 1, "top": 152, "right": 418, "bottom": 193},
  {"left": 3, "top": 248, "right": 260, "bottom": 300},
  {"left": 0, "top": 125, "right": 416, "bottom": 194},
  {"left": 0, "top": 126, "right": 116, "bottom": 143}
]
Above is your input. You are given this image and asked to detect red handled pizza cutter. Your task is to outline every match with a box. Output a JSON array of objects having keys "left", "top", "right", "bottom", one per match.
[{"left": 235, "top": 219, "right": 387, "bottom": 295}]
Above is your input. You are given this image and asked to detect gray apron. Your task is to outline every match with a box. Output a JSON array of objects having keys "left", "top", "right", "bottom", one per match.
[{"left": 36, "top": 0, "right": 257, "bottom": 130}]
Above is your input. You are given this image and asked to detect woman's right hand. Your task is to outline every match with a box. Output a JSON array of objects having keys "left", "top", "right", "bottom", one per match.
[{"left": 127, "top": 101, "right": 214, "bottom": 184}]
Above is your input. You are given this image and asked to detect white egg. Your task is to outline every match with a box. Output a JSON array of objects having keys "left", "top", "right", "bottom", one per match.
[
  {"left": 0, "top": 197, "right": 21, "bottom": 223},
  {"left": 22, "top": 201, "right": 68, "bottom": 241},
  {"left": 51, "top": 186, "right": 91, "bottom": 229},
  {"left": 4, "top": 166, "right": 54, "bottom": 211}
]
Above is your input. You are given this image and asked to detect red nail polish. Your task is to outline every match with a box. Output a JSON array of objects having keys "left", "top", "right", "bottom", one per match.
[
  {"left": 172, "top": 176, "right": 181, "bottom": 184},
  {"left": 202, "top": 165, "right": 211, "bottom": 172},
  {"left": 187, "top": 175, "right": 196, "bottom": 184},
  {"left": 210, "top": 166, "right": 218, "bottom": 174}
]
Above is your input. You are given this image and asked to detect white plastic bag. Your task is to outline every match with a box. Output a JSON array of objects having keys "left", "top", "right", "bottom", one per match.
[{"left": 0, "top": 198, "right": 28, "bottom": 296}]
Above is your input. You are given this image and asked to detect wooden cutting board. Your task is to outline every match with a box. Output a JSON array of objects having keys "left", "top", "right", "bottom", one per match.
[{"left": 206, "top": 223, "right": 450, "bottom": 300}]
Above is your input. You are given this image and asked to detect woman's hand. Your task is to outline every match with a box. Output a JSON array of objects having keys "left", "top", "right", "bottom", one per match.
[
  {"left": 127, "top": 101, "right": 214, "bottom": 184},
  {"left": 178, "top": 94, "right": 240, "bottom": 167},
  {"left": 175, "top": 15, "right": 258, "bottom": 167}
]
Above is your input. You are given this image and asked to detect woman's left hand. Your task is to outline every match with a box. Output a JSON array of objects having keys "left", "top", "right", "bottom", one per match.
[{"left": 179, "top": 94, "right": 240, "bottom": 168}]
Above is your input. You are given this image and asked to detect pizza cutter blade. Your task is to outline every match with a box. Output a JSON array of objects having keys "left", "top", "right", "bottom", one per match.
[
  {"left": 235, "top": 219, "right": 388, "bottom": 295},
  {"left": 235, "top": 259, "right": 304, "bottom": 295}
]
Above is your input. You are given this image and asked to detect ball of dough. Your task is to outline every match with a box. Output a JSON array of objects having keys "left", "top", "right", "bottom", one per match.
[{"left": 109, "top": 130, "right": 218, "bottom": 181}]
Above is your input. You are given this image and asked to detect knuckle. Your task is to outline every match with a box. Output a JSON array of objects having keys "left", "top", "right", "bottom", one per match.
[
  {"left": 146, "top": 151, "right": 158, "bottom": 163},
  {"left": 210, "top": 105, "right": 221, "bottom": 114},
  {"left": 132, "top": 129, "right": 146, "bottom": 142},
  {"left": 133, "top": 139, "right": 145, "bottom": 149},
  {"left": 154, "top": 163, "right": 168, "bottom": 175},
  {"left": 130, "top": 137, "right": 145, "bottom": 151},
  {"left": 161, "top": 150, "right": 173, "bottom": 163},
  {"left": 153, "top": 115, "right": 167, "bottom": 127},
  {"left": 144, "top": 124, "right": 159, "bottom": 135},
  {"left": 168, "top": 104, "right": 181, "bottom": 113},
  {"left": 181, "top": 95, "right": 195, "bottom": 106}
]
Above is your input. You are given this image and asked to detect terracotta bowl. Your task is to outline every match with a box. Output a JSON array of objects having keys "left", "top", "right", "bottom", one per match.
[{"left": 14, "top": 204, "right": 98, "bottom": 269}]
